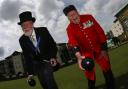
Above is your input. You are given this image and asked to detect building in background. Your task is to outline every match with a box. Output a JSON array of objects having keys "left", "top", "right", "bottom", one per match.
[
  {"left": 115, "top": 3, "right": 128, "bottom": 41},
  {"left": 110, "top": 19, "right": 124, "bottom": 37},
  {"left": 0, "top": 51, "right": 25, "bottom": 79},
  {"left": 110, "top": 19, "right": 123, "bottom": 46},
  {"left": 57, "top": 43, "right": 76, "bottom": 66},
  {"left": 11, "top": 52, "right": 25, "bottom": 76}
]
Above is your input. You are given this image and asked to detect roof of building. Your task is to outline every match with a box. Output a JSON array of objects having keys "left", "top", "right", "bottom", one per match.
[{"left": 115, "top": 3, "right": 128, "bottom": 17}]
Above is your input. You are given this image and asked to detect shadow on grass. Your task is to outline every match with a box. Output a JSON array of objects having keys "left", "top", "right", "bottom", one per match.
[{"left": 95, "top": 72, "right": 128, "bottom": 89}]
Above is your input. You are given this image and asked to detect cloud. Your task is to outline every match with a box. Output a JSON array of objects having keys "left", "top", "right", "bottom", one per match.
[
  {"left": 0, "top": 0, "right": 37, "bottom": 21},
  {"left": 0, "top": 22, "right": 22, "bottom": 59},
  {"left": 103, "top": 0, "right": 128, "bottom": 15},
  {"left": 36, "top": 0, "right": 67, "bottom": 43},
  {"left": 49, "top": 14, "right": 69, "bottom": 43},
  {"left": 0, "top": 0, "right": 21, "bottom": 21},
  {"left": 38, "top": 0, "right": 64, "bottom": 20},
  {"left": 62, "top": 0, "right": 86, "bottom": 8},
  {"left": 19, "top": 0, "right": 36, "bottom": 13}
]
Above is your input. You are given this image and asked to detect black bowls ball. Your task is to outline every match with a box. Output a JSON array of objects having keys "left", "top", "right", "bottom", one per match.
[
  {"left": 81, "top": 58, "right": 94, "bottom": 71},
  {"left": 28, "top": 78, "right": 36, "bottom": 87}
]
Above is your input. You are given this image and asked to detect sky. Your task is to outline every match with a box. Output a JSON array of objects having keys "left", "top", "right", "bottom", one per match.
[{"left": 0, "top": 0, "right": 127, "bottom": 60}]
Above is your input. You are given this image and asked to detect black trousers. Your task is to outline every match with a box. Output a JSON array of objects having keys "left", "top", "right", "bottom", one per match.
[
  {"left": 34, "top": 61, "right": 58, "bottom": 89},
  {"left": 103, "top": 69, "right": 115, "bottom": 89},
  {"left": 88, "top": 69, "right": 115, "bottom": 89}
]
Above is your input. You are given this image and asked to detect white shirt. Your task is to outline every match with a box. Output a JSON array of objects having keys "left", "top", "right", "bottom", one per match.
[{"left": 30, "top": 29, "right": 37, "bottom": 47}]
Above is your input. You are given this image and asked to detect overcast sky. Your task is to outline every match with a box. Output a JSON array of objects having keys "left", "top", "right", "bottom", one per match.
[{"left": 0, "top": 0, "right": 127, "bottom": 60}]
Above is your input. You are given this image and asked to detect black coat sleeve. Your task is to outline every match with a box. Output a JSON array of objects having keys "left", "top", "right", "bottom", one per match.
[
  {"left": 19, "top": 38, "right": 34, "bottom": 75},
  {"left": 44, "top": 27, "right": 58, "bottom": 59},
  {"left": 101, "top": 42, "right": 108, "bottom": 51}
]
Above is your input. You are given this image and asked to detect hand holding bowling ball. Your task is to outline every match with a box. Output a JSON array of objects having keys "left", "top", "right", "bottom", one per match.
[
  {"left": 28, "top": 78, "right": 36, "bottom": 87},
  {"left": 81, "top": 58, "right": 94, "bottom": 71}
]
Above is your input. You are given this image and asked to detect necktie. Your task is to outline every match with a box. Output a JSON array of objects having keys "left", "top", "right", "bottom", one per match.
[
  {"left": 30, "top": 35, "right": 40, "bottom": 53},
  {"left": 31, "top": 35, "right": 37, "bottom": 47}
]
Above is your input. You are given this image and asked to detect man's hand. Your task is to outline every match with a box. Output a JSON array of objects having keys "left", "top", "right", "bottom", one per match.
[
  {"left": 27, "top": 75, "right": 36, "bottom": 87},
  {"left": 27, "top": 75, "right": 33, "bottom": 82},
  {"left": 75, "top": 52, "right": 85, "bottom": 70},
  {"left": 77, "top": 58, "right": 85, "bottom": 70},
  {"left": 50, "top": 58, "right": 57, "bottom": 67}
]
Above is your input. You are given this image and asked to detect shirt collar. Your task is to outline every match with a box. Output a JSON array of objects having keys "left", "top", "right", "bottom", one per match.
[{"left": 31, "top": 29, "right": 36, "bottom": 36}]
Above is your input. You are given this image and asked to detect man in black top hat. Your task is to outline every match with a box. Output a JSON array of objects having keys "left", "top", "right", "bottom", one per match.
[{"left": 18, "top": 11, "right": 59, "bottom": 89}]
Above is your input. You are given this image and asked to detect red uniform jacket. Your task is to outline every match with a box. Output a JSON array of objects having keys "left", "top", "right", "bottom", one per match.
[{"left": 67, "top": 14, "right": 107, "bottom": 57}]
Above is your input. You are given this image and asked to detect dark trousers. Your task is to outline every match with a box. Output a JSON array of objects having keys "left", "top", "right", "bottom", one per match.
[
  {"left": 88, "top": 78, "right": 95, "bottom": 89},
  {"left": 88, "top": 69, "right": 115, "bottom": 89},
  {"left": 35, "top": 61, "right": 58, "bottom": 89},
  {"left": 103, "top": 69, "right": 115, "bottom": 89}
]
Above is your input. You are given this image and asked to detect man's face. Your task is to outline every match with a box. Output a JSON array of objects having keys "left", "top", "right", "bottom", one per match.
[
  {"left": 67, "top": 10, "right": 80, "bottom": 24},
  {"left": 21, "top": 21, "right": 33, "bottom": 36}
]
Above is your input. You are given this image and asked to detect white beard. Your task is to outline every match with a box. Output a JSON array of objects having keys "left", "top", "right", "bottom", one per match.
[{"left": 24, "top": 30, "right": 33, "bottom": 37}]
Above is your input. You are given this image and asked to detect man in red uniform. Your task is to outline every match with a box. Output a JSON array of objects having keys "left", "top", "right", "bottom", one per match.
[{"left": 63, "top": 5, "right": 115, "bottom": 89}]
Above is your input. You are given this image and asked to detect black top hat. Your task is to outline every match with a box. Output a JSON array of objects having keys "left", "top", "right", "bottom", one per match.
[
  {"left": 18, "top": 11, "right": 36, "bottom": 25},
  {"left": 63, "top": 5, "right": 77, "bottom": 16}
]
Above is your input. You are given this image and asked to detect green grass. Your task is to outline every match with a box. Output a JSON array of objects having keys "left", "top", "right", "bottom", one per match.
[{"left": 0, "top": 43, "right": 128, "bottom": 89}]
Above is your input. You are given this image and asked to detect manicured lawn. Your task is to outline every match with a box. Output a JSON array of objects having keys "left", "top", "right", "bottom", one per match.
[{"left": 0, "top": 43, "right": 128, "bottom": 89}]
